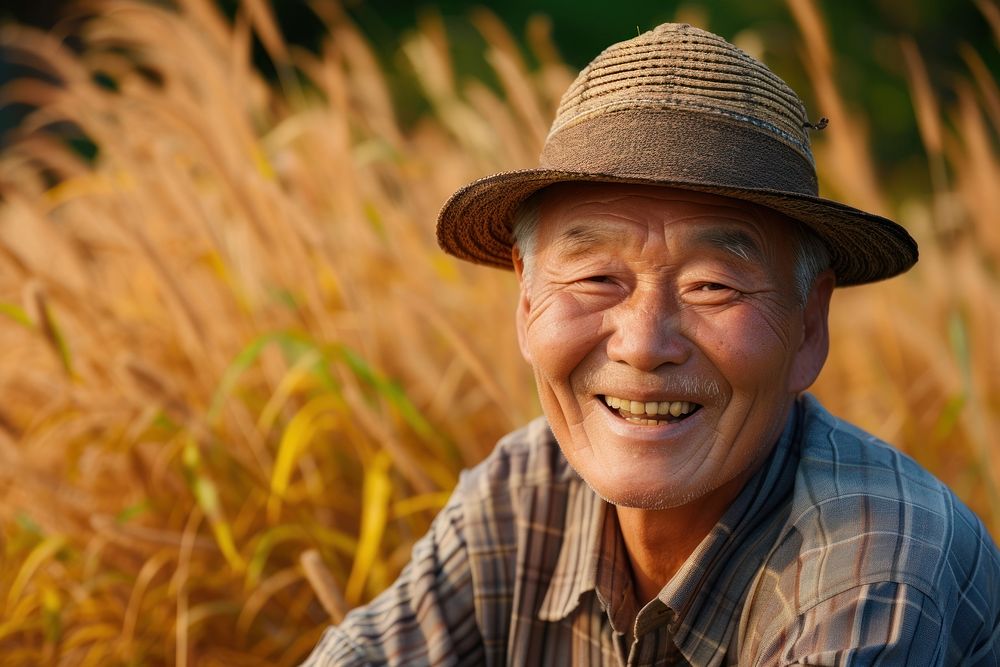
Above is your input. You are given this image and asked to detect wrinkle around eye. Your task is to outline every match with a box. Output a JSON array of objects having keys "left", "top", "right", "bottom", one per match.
[
  {"left": 557, "top": 275, "right": 628, "bottom": 306},
  {"left": 683, "top": 283, "right": 741, "bottom": 305},
  {"left": 571, "top": 275, "right": 627, "bottom": 295}
]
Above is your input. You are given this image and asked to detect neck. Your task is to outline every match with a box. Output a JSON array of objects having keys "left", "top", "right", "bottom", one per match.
[{"left": 615, "top": 471, "right": 752, "bottom": 605}]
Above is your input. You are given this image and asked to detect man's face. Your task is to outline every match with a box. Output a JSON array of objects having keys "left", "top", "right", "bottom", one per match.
[{"left": 514, "top": 183, "right": 832, "bottom": 510}]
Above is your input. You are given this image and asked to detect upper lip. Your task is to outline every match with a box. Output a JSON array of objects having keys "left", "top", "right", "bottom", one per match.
[{"left": 597, "top": 392, "right": 702, "bottom": 404}]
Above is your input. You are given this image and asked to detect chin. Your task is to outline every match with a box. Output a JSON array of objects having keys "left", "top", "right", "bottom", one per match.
[{"left": 578, "top": 468, "right": 715, "bottom": 510}]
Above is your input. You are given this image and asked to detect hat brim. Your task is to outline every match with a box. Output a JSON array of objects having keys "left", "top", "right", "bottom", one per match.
[{"left": 436, "top": 168, "right": 918, "bottom": 287}]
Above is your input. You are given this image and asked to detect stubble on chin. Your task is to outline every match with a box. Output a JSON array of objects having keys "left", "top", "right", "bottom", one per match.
[{"left": 588, "top": 479, "right": 718, "bottom": 511}]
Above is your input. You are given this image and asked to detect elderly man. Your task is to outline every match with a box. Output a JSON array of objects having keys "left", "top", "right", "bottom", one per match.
[{"left": 305, "top": 23, "right": 1000, "bottom": 666}]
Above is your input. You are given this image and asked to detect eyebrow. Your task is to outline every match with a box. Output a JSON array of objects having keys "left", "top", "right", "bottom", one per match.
[
  {"left": 691, "top": 228, "right": 763, "bottom": 264},
  {"left": 550, "top": 222, "right": 766, "bottom": 264},
  {"left": 551, "top": 224, "right": 622, "bottom": 260}
]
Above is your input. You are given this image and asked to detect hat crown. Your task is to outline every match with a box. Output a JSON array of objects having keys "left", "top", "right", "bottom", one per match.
[{"left": 549, "top": 23, "right": 815, "bottom": 168}]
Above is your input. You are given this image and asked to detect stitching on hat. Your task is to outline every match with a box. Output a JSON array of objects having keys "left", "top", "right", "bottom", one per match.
[
  {"left": 574, "top": 66, "right": 804, "bottom": 107},
  {"left": 564, "top": 59, "right": 803, "bottom": 114},
  {"left": 561, "top": 73, "right": 809, "bottom": 139},
  {"left": 600, "top": 29, "right": 779, "bottom": 75}
]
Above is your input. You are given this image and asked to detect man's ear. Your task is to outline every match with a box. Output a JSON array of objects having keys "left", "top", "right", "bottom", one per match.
[
  {"left": 789, "top": 269, "right": 835, "bottom": 393},
  {"left": 512, "top": 247, "right": 532, "bottom": 364}
]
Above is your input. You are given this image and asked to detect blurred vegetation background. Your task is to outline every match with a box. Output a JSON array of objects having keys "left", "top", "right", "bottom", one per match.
[{"left": 0, "top": 0, "right": 997, "bottom": 664}]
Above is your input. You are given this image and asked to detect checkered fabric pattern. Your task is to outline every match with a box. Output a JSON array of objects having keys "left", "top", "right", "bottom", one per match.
[{"left": 303, "top": 394, "right": 1000, "bottom": 666}]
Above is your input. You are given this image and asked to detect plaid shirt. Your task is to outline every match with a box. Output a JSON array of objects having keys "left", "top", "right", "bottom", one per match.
[{"left": 303, "top": 394, "right": 1000, "bottom": 666}]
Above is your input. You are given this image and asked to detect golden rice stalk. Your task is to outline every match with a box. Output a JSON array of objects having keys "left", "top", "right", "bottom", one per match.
[
  {"left": 959, "top": 44, "right": 1000, "bottom": 137},
  {"left": 343, "top": 451, "right": 393, "bottom": 604},
  {"left": 300, "top": 548, "right": 349, "bottom": 623},
  {"left": 975, "top": 0, "right": 1000, "bottom": 45},
  {"left": 900, "top": 38, "right": 957, "bottom": 235},
  {"left": 785, "top": 0, "right": 889, "bottom": 215},
  {"left": 471, "top": 8, "right": 549, "bottom": 154}
]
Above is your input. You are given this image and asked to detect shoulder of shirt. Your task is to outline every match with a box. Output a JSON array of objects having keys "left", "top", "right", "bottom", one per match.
[{"left": 782, "top": 393, "right": 1000, "bottom": 609}]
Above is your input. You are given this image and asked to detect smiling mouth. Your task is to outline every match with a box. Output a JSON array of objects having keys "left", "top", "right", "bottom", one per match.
[{"left": 600, "top": 394, "right": 702, "bottom": 425}]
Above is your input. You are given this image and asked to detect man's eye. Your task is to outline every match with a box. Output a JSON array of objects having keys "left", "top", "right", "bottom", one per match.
[
  {"left": 699, "top": 282, "right": 731, "bottom": 291},
  {"left": 583, "top": 275, "right": 614, "bottom": 284}
]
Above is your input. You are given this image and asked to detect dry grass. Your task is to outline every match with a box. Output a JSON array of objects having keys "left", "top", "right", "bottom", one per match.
[{"left": 0, "top": 0, "right": 995, "bottom": 663}]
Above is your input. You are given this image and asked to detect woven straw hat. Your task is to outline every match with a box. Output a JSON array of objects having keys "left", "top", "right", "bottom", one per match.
[{"left": 436, "top": 23, "right": 917, "bottom": 286}]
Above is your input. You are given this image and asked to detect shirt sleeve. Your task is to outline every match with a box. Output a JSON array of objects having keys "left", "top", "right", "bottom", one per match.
[
  {"left": 300, "top": 490, "right": 484, "bottom": 666},
  {"left": 767, "top": 581, "right": 945, "bottom": 666}
]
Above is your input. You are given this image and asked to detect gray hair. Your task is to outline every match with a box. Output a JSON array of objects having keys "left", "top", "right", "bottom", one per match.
[
  {"left": 786, "top": 221, "right": 832, "bottom": 305},
  {"left": 510, "top": 191, "right": 831, "bottom": 306},
  {"left": 511, "top": 192, "right": 543, "bottom": 284}
]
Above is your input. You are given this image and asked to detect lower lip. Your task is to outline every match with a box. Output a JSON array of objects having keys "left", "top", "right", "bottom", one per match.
[{"left": 596, "top": 399, "right": 703, "bottom": 442}]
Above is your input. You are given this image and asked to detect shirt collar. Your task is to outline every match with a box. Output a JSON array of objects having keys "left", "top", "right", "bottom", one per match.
[
  {"left": 663, "top": 400, "right": 803, "bottom": 662},
  {"left": 537, "top": 399, "right": 805, "bottom": 658}
]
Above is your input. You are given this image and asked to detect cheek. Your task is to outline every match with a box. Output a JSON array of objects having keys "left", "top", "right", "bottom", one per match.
[
  {"left": 525, "top": 294, "right": 606, "bottom": 379},
  {"left": 694, "top": 308, "right": 795, "bottom": 392}
]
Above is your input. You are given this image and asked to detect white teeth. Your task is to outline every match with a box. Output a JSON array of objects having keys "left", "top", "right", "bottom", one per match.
[
  {"left": 603, "top": 395, "right": 697, "bottom": 419},
  {"left": 625, "top": 417, "right": 661, "bottom": 425}
]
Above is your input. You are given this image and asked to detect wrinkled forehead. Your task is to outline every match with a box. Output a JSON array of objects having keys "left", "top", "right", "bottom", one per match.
[{"left": 533, "top": 182, "right": 799, "bottom": 260}]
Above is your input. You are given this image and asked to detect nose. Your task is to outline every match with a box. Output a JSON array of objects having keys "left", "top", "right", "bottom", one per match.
[{"left": 605, "top": 286, "right": 691, "bottom": 372}]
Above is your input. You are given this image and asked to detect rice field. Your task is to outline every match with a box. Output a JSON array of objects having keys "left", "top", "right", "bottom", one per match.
[{"left": 0, "top": 0, "right": 996, "bottom": 663}]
